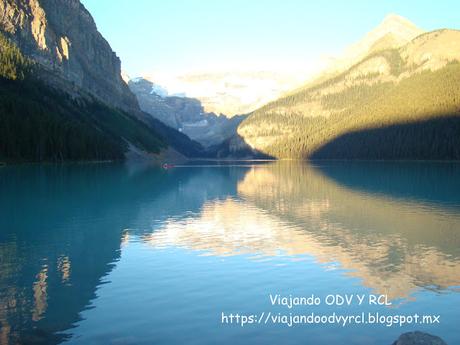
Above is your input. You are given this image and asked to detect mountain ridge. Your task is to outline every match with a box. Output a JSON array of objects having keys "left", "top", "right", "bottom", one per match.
[
  {"left": 237, "top": 18, "right": 460, "bottom": 160},
  {"left": 287, "top": 14, "right": 425, "bottom": 98},
  {"left": 332, "top": 14, "right": 424, "bottom": 72},
  {"left": 128, "top": 77, "right": 246, "bottom": 148},
  {"left": 0, "top": 0, "right": 204, "bottom": 162},
  {"left": 0, "top": 0, "right": 139, "bottom": 112}
]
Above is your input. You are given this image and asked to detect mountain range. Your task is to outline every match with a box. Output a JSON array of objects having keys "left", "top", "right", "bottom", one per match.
[
  {"left": 127, "top": 77, "right": 245, "bottom": 148},
  {"left": 324, "top": 14, "right": 424, "bottom": 77},
  {"left": 238, "top": 15, "right": 460, "bottom": 159},
  {"left": 0, "top": 2, "right": 459, "bottom": 162},
  {"left": 143, "top": 70, "right": 306, "bottom": 116},
  {"left": 0, "top": 0, "right": 203, "bottom": 162}
]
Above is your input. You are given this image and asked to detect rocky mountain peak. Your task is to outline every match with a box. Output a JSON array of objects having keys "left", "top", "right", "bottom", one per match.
[
  {"left": 381, "top": 13, "right": 418, "bottom": 28},
  {"left": 376, "top": 13, "right": 424, "bottom": 42},
  {"left": 344, "top": 14, "right": 424, "bottom": 61},
  {"left": 0, "top": 0, "right": 139, "bottom": 112},
  {"left": 313, "top": 14, "right": 425, "bottom": 81}
]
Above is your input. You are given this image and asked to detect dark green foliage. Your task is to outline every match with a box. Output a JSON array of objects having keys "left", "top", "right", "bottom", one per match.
[
  {"left": 0, "top": 32, "right": 166, "bottom": 162},
  {"left": 0, "top": 33, "right": 32, "bottom": 80},
  {"left": 311, "top": 116, "right": 460, "bottom": 159},
  {"left": 143, "top": 115, "right": 205, "bottom": 157},
  {"left": 0, "top": 78, "right": 166, "bottom": 162},
  {"left": 357, "top": 48, "right": 406, "bottom": 76},
  {"left": 321, "top": 82, "right": 393, "bottom": 110},
  {"left": 241, "top": 62, "right": 460, "bottom": 160}
]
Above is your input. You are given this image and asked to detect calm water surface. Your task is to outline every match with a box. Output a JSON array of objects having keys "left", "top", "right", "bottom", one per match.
[{"left": 0, "top": 161, "right": 459, "bottom": 345}]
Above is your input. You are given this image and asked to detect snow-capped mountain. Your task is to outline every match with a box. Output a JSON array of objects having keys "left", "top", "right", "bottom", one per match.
[
  {"left": 128, "top": 77, "right": 245, "bottom": 147},
  {"left": 142, "top": 70, "right": 308, "bottom": 116}
]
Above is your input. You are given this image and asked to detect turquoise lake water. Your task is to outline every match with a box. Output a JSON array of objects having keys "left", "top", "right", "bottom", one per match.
[{"left": 0, "top": 161, "right": 459, "bottom": 345}]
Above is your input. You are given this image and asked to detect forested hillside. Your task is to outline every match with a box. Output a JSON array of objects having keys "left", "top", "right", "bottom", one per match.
[
  {"left": 238, "top": 30, "right": 460, "bottom": 160},
  {"left": 0, "top": 33, "right": 166, "bottom": 162}
]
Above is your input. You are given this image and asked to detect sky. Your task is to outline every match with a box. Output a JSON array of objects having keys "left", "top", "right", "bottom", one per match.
[{"left": 81, "top": 0, "right": 460, "bottom": 78}]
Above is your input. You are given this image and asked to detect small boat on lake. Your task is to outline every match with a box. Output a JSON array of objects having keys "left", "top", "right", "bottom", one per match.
[{"left": 162, "top": 163, "right": 175, "bottom": 169}]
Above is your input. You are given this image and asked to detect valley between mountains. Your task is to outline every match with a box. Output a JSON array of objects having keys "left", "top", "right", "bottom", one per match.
[{"left": 0, "top": 1, "right": 459, "bottom": 162}]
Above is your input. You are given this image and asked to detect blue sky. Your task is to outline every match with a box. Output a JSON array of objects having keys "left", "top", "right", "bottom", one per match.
[{"left": 81, "top": 0, "right": 460, "bottom": 77}]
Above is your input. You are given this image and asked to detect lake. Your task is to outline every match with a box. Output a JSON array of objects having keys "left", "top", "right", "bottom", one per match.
[{"left": 0, "top": 161, "right": 459, "bottom": 345}]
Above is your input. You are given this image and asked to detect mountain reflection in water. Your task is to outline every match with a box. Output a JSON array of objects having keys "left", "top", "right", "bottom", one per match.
[
  {"left": 145, "top": 162, "right": 460, "bottom": 300},
  {"left": 0, "top": 161, "right": 459, "bottom": 345}
]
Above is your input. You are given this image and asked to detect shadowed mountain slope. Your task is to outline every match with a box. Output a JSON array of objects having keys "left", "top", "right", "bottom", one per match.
[{"left": 238, "top": 20, "right": 460, "bottom": 160}]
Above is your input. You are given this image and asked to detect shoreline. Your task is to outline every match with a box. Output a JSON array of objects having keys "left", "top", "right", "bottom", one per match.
[{"left": 2, "top": 157, "right": 460, "bottom": 167}]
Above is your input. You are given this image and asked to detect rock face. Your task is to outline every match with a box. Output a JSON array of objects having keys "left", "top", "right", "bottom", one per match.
[
  {"left": 392, "top": 331, "right": 447, "bottom": 345},
  {"left": 128, "top": 77, "right": 246, "bottom": 147},
  {"left": 0, "top": 0, "right": 138, "bottom": 112}
]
